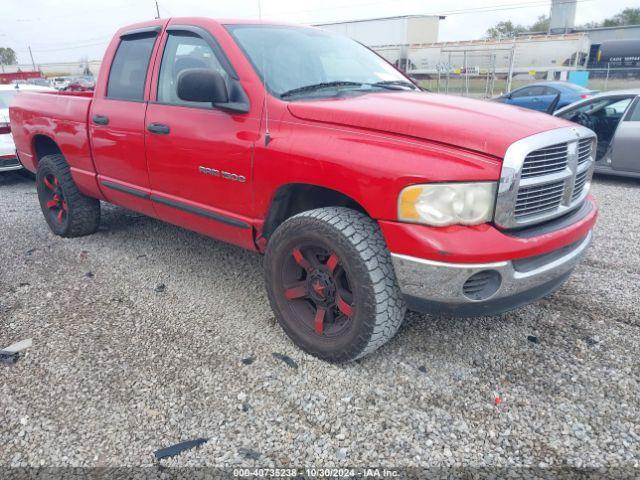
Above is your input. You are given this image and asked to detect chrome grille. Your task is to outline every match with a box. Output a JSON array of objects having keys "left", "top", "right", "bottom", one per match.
[
  {"left": 521, "top": 143, "right": 568, "bottom": 179},
  {"left": 515, "top": 180, "right": 565, "bottom": 218},
  {"left": 494, "top": 127, "right": 596, "bottom": 229},
  {"left": 572, "top": 170, "right": 589, "bottom": 202},
  {"left": 578, "top": 138, "right": 592, "bottom": 165}
]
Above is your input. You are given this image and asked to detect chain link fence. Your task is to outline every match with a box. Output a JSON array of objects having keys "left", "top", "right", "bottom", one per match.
[{"left": 418, "top": 63, "right": 640, "bottom": 99}]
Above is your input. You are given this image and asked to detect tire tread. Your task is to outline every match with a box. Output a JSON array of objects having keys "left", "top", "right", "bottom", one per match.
[
  {"left": 37, "top": 154, "right": 100, "bottom": 238},
  {"left": 265, "top": 207, "right": 406, "bottom": 362}
]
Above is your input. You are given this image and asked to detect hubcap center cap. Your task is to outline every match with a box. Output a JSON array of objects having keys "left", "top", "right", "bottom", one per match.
[{"left": 307, "top": 271, "right": 336, "bottom": 304}]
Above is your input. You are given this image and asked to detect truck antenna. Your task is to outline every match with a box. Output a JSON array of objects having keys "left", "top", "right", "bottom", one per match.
[{"left": 258, "top": 0, "right": 271, "bottom": 146}]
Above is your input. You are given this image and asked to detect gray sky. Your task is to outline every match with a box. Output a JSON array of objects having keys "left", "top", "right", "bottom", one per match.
[{"left": 2, "top": 0, "right": 635, "bottom": 64}]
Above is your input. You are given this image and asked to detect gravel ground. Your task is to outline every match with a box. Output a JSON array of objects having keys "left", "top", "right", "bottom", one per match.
[{"left": 1, "top": 171, "right": 639, "bottom": 471}]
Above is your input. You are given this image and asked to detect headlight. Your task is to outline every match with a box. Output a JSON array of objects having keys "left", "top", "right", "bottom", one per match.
[{"left": 398, "top": 182, "right": 497, "bottom": 226}]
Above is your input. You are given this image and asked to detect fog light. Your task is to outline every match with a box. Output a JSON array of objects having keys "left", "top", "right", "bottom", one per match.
[{"left": 462, "top": 270, "right": 502, "bottom": 301}]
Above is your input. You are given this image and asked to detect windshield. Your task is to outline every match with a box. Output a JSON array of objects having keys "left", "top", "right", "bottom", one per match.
[
  {"left": 0, "top": 90, "right": 18, "bottom": 109},
  {"left": 227, "top": 25, "right": 415, "bottom": 99}
]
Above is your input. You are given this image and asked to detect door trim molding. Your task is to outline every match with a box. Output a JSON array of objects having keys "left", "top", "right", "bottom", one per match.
[
  {"left": 101, "top": 180, "right": 150, "bottom": 199},
  {"left": 100, "top": 180, "right": 250, "bottom": 229},
  {"left": 150, "top": 194, "right": 250, "bottom": 229}
]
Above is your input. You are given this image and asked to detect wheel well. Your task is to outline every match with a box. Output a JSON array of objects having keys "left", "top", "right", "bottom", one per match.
[
  {"left": 32, "top": 135, "right": 62, "bottom": 163},
  {"left": 263, "top": 184, "right": 368, "bottom": 239}
]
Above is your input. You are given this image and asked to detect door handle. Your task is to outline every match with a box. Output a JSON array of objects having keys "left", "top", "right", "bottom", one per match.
[
  {"left": 92, "top": 115, "right": 109, "bottom": 125},
  {"left": 147, "top": 123, "right": 170, "bottom": 135}
]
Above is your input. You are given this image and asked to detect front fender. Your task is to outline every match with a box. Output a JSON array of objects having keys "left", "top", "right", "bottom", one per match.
[{"left": 252, "top": 118, "right": 502, "bottom": 221}]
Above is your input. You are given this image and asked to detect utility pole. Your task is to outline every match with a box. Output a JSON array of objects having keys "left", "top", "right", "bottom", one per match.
[
  {"left": 506, "top": 46, "right": 516, "bottom": 93},
  {"left": 155, "top": 1, "right": 160, "bottom": 19},
  {"left": 28, "top": 46, "right": 36, "bottom": 71}
]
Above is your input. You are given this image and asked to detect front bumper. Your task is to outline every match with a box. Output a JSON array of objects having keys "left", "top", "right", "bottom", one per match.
[
  {"left": 391, "top": 230, "right": 592, "bottom": 317},
  {"left": 1, "top": 133, "right": 22, "bottom": 172},
  {"left": 0, "top": 154, "right": 23, "bottom": 172}
]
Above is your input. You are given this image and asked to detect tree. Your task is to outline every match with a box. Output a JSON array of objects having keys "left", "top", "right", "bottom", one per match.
[
  {"left": 0, "top": 47, "right": 18, "bottom": 66},
  {"left": 487, "top": 6, "right": 640, "bottom": 38},
  {"left": 485, "top": 21, "right": 526, "bottom": 39},
  {"left": 79, "top": 55, "right": 92, "bottom": 76},
  {"left": 529, "top": 15, "right": 550, "bottom": 32},
  {"left": 579, "top": 7, "right": 640, "bottom": 28},
  {"left": 581, "top": 21, "right": 602, "bottom": 29},
  {"left": 485, "top": 15, "right": 549, "bottom": 38},
  {"left": 602, "top": 8, "right": 640, "bottom": 27}
]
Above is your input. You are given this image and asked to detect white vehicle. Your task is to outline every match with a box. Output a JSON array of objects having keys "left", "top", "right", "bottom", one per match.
[
  {"left": 51, "top": 76, "right": 73, "bottom": 90},
  {"left": 1, "top": 84, "right": 55, "bottom": 172}
]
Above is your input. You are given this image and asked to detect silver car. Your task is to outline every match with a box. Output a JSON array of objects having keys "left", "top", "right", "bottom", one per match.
[{"left": 555, "top": 90, "right": 640, "bottom": 179}]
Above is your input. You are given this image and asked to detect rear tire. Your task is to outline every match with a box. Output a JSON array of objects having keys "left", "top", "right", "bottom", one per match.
[
  {"left": 36, "top": 154, "right": 100, "bottom": 237},
  {"left": 264, "top": 207, "right": 406, "bottom": 362}
]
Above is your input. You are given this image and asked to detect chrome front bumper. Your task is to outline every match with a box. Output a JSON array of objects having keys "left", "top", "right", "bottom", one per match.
[
  {"left": 0, "top": 155, "right": 23, "bottom": 172},
  {"left": 391, "top": 231, "right": 592, "bottom": 316}
]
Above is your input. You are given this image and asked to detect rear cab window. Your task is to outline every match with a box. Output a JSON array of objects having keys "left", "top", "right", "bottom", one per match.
[{"left": 107, "top": 31, "right": 158, "bottom": 101}]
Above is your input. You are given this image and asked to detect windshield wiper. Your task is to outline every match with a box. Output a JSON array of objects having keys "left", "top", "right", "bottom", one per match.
[
  {"left": 369, "top": 80, "right": 418, "bottom": 90},
  {"left": 280, "top": 81, "right": 362, "bottom": 98},
  {"left": 279, "top": 80, "right": 419, "bottom": 99}
]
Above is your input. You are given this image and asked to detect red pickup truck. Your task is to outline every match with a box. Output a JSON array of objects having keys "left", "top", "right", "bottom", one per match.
[{"left": 10, "top": 18, "right": 598, "bottom": 362}]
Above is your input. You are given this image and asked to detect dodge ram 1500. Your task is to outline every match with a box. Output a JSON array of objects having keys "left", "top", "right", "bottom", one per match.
[{"left": 10, "top": 18, "right": 598, "bottom": 362}]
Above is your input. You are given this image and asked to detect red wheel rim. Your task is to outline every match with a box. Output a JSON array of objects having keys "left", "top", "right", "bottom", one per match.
[
  {"left": 280, "top": 244, "right": 355, "bottom": 338},
  {"left": 42, "top": 173, "right": 67, "bottom": 224}
]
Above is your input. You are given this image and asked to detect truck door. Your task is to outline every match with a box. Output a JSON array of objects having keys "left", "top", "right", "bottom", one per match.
[
  {"left": 89, "top": 26, "right": 162, "bottom": 217},
  {"left": 144, "top": 25, "right": 259, "bottom": 248}
]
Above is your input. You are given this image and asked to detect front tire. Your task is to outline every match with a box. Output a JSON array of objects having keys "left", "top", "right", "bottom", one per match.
[
  {"left": 36, "top": 154, "right": 100, "bottom": 237},
  {"left": 264, "top": 207, "right": 406, "bottom": 362}
]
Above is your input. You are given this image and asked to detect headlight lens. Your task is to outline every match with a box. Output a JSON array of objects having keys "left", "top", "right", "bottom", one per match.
[{"left": 398, "top": 182, "right": 497, "bottom": 226}]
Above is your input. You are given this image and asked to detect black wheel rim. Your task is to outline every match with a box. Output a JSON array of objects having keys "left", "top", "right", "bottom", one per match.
[
  {"left": 279, "top": 244, "right": 355, "bottom": 338},
  {"left": 42, "top": 173, "right": 68, "bottom": 225}
]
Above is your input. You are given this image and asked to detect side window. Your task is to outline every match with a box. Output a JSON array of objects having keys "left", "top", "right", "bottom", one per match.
[
  {"left": 527, "top": 86, "right": 546, "bottom": 96},
  {"left": 511, "top": 86, "right": 545, "bottom": 98},
  {"left": 602, "top": 98, "right": 632, "bottom": 118},
  {"left": 627, "top": 99, "right": 640, "bottom": 121},
  {"left": 107, "top": 33, "right": 157, "bottom": 101},
  {"left": 157, "top": 32, "right": 229, "bottom": 107},
  {"left": 510, "top": 87, "right": 531, "bottom": 99},
  {"left": 542, "top": 87, "right": 559, "bottom": 96}
]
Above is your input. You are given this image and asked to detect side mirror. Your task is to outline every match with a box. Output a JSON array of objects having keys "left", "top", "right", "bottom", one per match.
[{"left": 177, "top": 68, "right": 229, "bottom": 105}]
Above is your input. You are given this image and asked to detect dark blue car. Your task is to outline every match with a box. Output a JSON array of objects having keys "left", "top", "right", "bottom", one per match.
[{"left": 493, "top": 81, "right": 598, "bottom": 113}]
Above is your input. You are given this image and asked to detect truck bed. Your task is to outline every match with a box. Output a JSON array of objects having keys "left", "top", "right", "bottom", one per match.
[{"left": 10, "top": 90, "right": 99, "bottom": 195}]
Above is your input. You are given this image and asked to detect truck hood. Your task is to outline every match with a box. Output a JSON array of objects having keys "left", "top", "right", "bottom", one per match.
[{"left": 287, "top": 92, "right": 572, "bottom": 158}]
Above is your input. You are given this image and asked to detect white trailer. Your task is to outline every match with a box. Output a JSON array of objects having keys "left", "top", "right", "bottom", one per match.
[
  {"left": 315, "top": 15, "right": 442, "bottom": 47},
  {"left": 370, "top": 33, "right": 591, "bottom": 77}
]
